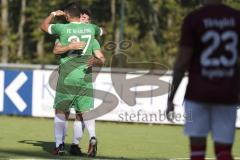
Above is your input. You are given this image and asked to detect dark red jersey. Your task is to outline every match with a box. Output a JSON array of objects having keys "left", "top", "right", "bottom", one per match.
[{"left": 180, "top": 4, "right": 240, "bottom": 104}]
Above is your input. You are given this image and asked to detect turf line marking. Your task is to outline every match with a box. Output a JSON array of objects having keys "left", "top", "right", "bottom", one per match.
[{"left": 170, "top": 158, "right": 240, "bottom": 160}]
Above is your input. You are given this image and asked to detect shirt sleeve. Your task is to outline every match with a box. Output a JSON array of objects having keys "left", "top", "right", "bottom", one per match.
[
  {"left": 48, "top": 24, "right": 62, "bottom": 35},
  {"left": 92, "top": 24, "right": 103, "bottom": 36},
  {"left": 179, "top": 14, "right": 194, "bottom": 48},
  {"left": 92, "top": 39, "right": 101, "bottom": 51}
]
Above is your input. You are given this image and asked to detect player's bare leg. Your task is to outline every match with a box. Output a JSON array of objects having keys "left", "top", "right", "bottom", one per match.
[
  {"left": 190, "top": 137, "right": 206, "bottom": 160},
  {"left": 53, "top": 109, "right": 67, "bottom": 155},
  {"left": 69, "top": 112, "right": 83, "bottom": 156},
  {"left": 214, "top": 142, "right": 233, "bottom": 160}
]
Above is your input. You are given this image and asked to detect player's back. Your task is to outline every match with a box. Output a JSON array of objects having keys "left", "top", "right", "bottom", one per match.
[
  {"left": 54, "top": 22, "right": 97, "bottom": 64},
  {"left": 58, "top": 23, "right": 96, "bottom": 49},
  {"left": 56, "top": 23, "right": 103, "bottom": 83},
  {"left": 183, "top": 3, "right": 240, "bottom": 104}
]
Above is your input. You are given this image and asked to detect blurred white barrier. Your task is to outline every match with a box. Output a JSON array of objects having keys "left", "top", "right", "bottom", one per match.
[{"left": 0, "top": 67, "right": 240, "bottom": 127}]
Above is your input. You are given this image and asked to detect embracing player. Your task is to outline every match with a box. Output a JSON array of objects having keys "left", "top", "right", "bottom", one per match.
[
  {"left": 41, "top": 3, "right": 104, "bottom": 157},
  {"left": 167, "top": 0, "right": 240, "bottom": 159},
  {"left": 52, "top": 8, "right": 104, "bottom": 157}
]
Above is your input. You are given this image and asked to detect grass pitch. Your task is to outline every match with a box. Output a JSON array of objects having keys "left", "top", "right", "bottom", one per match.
[{"left": 0, "top": 116, "right": 239, "bottom": 159}]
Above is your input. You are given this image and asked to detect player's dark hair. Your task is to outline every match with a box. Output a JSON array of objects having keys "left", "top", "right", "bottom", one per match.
[
  {"left": 64, "top": 2, "right": 80, "bottom": 18},
  {"left": 80, "top": 9, "right": 91, "bottom": 17}
]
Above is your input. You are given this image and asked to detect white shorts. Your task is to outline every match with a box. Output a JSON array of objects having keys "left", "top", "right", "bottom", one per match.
[{"left": 184, "top": 100, "right": 237, "bottom": 144}]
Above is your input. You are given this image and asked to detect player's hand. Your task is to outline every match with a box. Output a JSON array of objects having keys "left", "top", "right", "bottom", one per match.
[
  {"left": 68, "top": 41, "right": 86, "bottom": 50},
  {"left": 166, "top": 99, "right": 175, "bottom": 122},
  {"left": 87, "top": 56, "right": 95, "bottom": 67},
  {"left": 87, "top": 56, "right": 103, "bottom": 67},
  {"left": 51, "top": 10, "right": 65, "bottom": 17}
]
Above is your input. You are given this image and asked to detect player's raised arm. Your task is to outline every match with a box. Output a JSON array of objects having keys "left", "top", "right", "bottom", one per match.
[
  {"left": 53, "top": 41, "right": 86, "bottom": 55},
  {"left": 40, "top": 10, "right": 65, "bottom": 33}
]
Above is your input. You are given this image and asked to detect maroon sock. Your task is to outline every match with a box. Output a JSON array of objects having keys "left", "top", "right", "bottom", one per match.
[
  {"left": 190, "top": 144, "right": 206, "bottom": 160},
  {"left": 214, "top": 143, "right": 233, "bottom": 160}
]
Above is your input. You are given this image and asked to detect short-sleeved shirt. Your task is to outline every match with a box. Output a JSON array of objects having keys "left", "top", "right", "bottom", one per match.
[
  {"left": 49, "top": 22, "right": 102, "bottom": 111},
  {"left": 49, "top": 22, "right": 101, "bottom": 84},
  {"left": 59, "top": 38, "right": 100, "bottom": 80},
  {"left": 180, "top": 4, "right": 240, "bottom": 104},
  {"left": 49, "top": 22, "right": 102, "bottom": 65}
]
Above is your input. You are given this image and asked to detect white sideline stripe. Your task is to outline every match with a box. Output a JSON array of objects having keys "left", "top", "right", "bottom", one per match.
[
  {"left": 9, "top": 159, "right": 113, "bottom": 160},
  {"left": 170, "top": 158, "right": 240, "bottom": 160},
  {"left": 9, "top": 158, "right": 240, "bottom": 160}
]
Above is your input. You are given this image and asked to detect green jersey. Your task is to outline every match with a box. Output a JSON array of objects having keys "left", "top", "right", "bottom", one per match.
[
  {"left": 49, "top": 22, "right": 101, "bottom": 64},
  {"left": 51, "top": 23, "right": 102, "bottom": 112}
]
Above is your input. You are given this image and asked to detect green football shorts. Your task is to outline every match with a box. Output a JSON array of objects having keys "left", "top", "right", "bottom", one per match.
[{"left": 53, "top": 63, "right": 93, "bottom": 112}]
